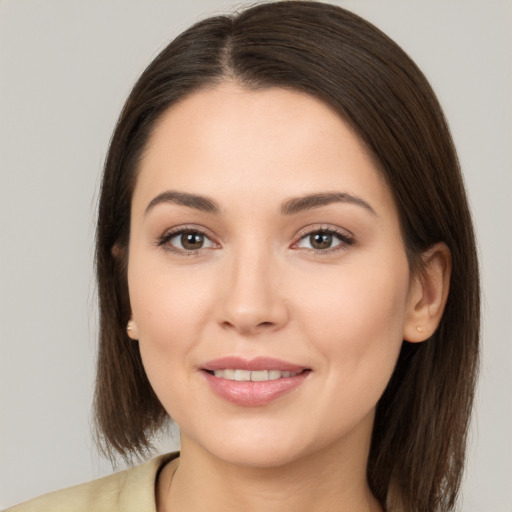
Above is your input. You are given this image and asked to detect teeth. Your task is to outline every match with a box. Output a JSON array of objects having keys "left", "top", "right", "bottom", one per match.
[
  {"left": 212, "top": 369, "right": 299, "bottom": 381},
  {"left": 223, "top": 369, "right": 235, "bottom": 379},
  {"left": 234, "top": 369, "right": 251, "bottom": 381},
  {"left": 251, "top": 370, "right": 268, "bottom": 382}
]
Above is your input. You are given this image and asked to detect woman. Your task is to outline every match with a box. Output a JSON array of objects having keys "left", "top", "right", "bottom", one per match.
[{"left": 7, "top": 1, "right": 479, "bottom": 511}]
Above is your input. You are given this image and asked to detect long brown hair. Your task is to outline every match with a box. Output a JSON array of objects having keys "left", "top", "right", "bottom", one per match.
[{"left": 94, "top": 2, "right": 479, "bottom": 511}]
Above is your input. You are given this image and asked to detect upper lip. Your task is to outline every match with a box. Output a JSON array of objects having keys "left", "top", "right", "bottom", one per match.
[{"left": 201, "top": 356, "right": 309, "bottom": 373}]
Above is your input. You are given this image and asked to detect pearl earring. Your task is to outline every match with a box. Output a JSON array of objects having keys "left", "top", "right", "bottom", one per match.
[{"left": 416, "top": 325, "right": 423, "bottom": 332}]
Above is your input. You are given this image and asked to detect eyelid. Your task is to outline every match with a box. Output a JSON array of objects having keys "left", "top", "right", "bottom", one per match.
[
  {"left": 291, "top": 224, "right": 355, "bottom": 253},
  {"left": 157, "top": 224, "right": 220, "bottom": 255}
]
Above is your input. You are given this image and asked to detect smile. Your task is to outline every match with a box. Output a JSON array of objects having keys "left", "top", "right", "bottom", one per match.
[
  {"left": 211, "top": 369, "right": 300, "bottom": 381},
  {"left": 201, "top": 357, "right": 311, "bottom": 406}
]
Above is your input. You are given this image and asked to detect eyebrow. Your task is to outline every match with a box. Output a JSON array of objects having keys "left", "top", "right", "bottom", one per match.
[
  {"left": 145, "top": 191, "right": 219, "bottom": 215},
  {"left": 144, "top": 190, "right": 376, "bottom": 217},
  {"left": 281, "top": 192, "right": 377, "bottom": 216}
]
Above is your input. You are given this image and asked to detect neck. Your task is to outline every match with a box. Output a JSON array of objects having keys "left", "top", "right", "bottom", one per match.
[{"left": 158, "top": 420, "right": 382, "bottom": 512}]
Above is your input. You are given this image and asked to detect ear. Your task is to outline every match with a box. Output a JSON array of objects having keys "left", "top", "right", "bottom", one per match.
[
  {"left": 126, "top": 318, "right": 140, "bottom": 340},
  {"left": 403, "top": 242, "right": 452, "bottom": 342},
  {"left": 111, "top": 242, "right": 122, "bottom": 259}
]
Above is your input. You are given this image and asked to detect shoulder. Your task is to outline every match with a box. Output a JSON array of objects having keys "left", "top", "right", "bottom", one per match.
[{"left": 6, "top": 453, "right": 178, "bottom": 512}]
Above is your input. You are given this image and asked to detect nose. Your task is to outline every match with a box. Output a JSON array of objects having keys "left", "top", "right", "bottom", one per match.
[{"left": 217, "top": 248, "right": 289, "bottom": 335}]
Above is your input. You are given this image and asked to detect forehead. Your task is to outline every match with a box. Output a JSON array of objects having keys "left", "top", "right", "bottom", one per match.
[{"left": 134, "top": 82, "right": 394, "bottom": 216}]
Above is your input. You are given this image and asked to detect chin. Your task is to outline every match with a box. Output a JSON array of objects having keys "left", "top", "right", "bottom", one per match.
[
  {"left": 214, "top": 443, "right": 306, "bottom": 469},
  {"left": 181, "top": 422, "right": 308, "bottom": 469}
]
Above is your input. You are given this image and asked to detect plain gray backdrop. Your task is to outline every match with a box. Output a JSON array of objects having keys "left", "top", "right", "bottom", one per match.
[{"left": 1, "top": 0, "right": 511, "bottom": 510}]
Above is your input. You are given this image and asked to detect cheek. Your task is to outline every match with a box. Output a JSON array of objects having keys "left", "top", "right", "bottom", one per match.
[
  {"left": 296, "top": 256, "right": 410, "bottom": 389},
  {"left": 130, "top": 270, "right": 211, "bottom": 420},
  {"left": 126, "top": 254, "right": 212, "bottom": 403},
  {"left": 284, "top": 258, "right": 410, "bottom": 444},
  {"left": 128, "top": 255, "right": 215, "bottom": 349}
]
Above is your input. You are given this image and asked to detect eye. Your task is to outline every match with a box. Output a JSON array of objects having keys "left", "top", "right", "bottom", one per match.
[
  {"left": 294, "top": 228, "right": 354, "bottom": 252},
  {"left": 160, "top": 228, "right": 216, "bottom": 253}
]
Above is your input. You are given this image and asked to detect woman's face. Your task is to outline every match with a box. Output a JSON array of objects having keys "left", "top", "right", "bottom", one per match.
[{"left": 127, "top": 83, "right": 418, "bottom": 468}]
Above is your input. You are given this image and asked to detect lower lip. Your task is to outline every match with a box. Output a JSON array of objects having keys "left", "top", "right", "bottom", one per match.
[{"left": 202, "top": 371, "right": 310, "bottom": 407}]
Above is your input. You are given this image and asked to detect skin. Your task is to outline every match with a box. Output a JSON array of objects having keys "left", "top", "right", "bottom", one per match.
[{"left": 126, "top": 82, "right": 451, "bottom": 512}]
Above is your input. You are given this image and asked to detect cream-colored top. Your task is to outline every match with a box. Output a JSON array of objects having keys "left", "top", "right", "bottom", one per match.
[{"left": 6, "top": 452, "right": 178, "bottom": 512}]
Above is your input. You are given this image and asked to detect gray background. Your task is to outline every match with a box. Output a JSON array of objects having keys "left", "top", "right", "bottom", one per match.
[{"left": 1, "top": 0, "right": 511, "bottom": 510}]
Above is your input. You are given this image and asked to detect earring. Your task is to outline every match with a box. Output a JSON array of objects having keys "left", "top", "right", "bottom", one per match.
[
  {"left": 416, "top": 325, "right": 423, "bottom": 332},
  {"left": 126, "top": 320, "right": 134, "bottom": 333}
]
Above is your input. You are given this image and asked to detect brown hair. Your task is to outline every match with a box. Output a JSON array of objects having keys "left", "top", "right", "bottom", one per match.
[{"left": 94, "top": 2, "right": 479, "bottom": 511}]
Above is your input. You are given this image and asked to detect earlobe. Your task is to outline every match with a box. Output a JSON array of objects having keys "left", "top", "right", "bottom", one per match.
[
  {"left": 403, "top": 242, "right": 452, "bottom": 343},
  {"left": 111, "top": 242, "right": 121, "bottom": 259},
  {"left": 126, "top": 319, "right": 140, "bottom": 340}
]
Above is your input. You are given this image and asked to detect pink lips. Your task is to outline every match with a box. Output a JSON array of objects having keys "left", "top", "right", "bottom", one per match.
[{"left": 201, "top": 356, "right": 310, "bottom": 407}]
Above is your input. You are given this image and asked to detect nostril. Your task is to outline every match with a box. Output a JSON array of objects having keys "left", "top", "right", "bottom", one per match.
[{"left": 220, "top": 319, "right": 276, "bottom": 333}]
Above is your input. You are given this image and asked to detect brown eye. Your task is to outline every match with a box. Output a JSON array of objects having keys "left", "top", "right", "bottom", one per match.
[
  {"left": 181, "top": 231, "right": 205, "bottom": 250},
  {"left": 309, "top": 232, "right": 333, "bottom": 250},
  {"left": 166, "top": 229, "right": 215, "bottom": 252},
  {"left": 295, "top": 229, "right": 353, "bottom": 252}
]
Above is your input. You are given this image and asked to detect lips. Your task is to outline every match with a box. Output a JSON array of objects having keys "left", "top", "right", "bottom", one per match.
[{"left": 201, "top": 357, "right": 311, "bottom": 406}]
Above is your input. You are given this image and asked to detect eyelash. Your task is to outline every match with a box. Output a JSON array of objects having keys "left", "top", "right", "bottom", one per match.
[
  {"left": 157, "top": 225, "right": 355, "bottom": 256},
  {"left": 157, "top": 225, "right": 218, "bottom": 256},
  {"left": 292, "top": 226, "right": 355, "bottom": 255}
]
